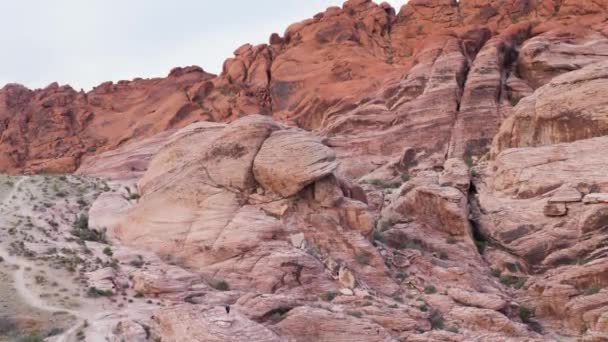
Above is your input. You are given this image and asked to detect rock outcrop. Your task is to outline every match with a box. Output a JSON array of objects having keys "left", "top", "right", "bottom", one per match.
[
  {"left": 492, "top": 61, "right": 608, "bottom": 156},
  {"left": 2, "top": 0, "right": 607, "bottom": 174},
  {"left": 3, "top": 0, "right": 608, "bottom": 341}
]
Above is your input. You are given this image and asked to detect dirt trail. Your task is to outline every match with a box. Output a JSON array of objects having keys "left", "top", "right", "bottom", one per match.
[
  {"left": 0, "top": 176, "right": 81, "bottom": 340},
  {"left": 0, "top": 177, "right": 25, "bottom": 205},
  {"left": 0, "top": 247, "right": 78, "bottom": 316},
  {"left": 1, "top": 178, "right": 71, "bottom": 315},
  {"left": 0, "top": 175, "right": 162, "bottom": 341}
]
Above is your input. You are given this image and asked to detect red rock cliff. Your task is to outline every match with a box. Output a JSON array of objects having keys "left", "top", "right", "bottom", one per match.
[{"left": 1, "top": 0, "right": 607, "bottom": 174}]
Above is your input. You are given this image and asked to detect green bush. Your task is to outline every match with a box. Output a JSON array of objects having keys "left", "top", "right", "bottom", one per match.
[
  {"left": 74, "top": 214, "right": 88, "bottom": 230},
  {"left": 519, "top": 305, "right": 534, "bottom": 323},
  {"left": 211, "top": 279, "right": 230, "bottom": 291},
  {"left": 583, "top": 285, "right": 601, "bottom": 296},
  {"left": 16, "top": 334, "right": 43, "bottom": 342},
  {"left": 372, "top": 229, "right": 385, "bottom": 242},
  {"left": 424, "top": 285, "right": 437, "bottom": 294},
  {"left": 490, "top": 268, "right": 502, "bottom": 278},
  {"left": 346, "top": 310, "right": 362, "bottom": 318},
  {"left": 320, "top": 291, "right": 337, "bottom": 302},
  {"left": 500, "top": 275, "right": 527, "bottom": 289},
  {"left": 429, "top": 310, "right": 444, "bottom": 330},
  {"left": 464, "top": 155, "right": 474, "bottom": 168},
  {"left": 87, "top": 287, "right": 113, "bottom": 297},
  {"left": 0, "top": 316, "right": 16, "bottom": 334},
  {"left": 129, "top": 255, "right": 144, "bottom": 268},
  {"left": 71, "top": 214, "right": 107, "bottom": 243},
  {"left": 46, "top": 328, "right": 64, "bottom": 337},
  {"left": 474, "top": 239, "right": 486, "bottom": 254},
  {"left": 510, "top": 96, "right": 522, "bottom": 107},
  {"left": 355, "top": 250, "right": 373, "bottom": 265},
  {"left": 366, "top": 179, "right": 402, "bottom": 189}
]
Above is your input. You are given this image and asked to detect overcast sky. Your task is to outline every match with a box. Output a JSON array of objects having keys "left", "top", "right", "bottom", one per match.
[{"left": 0, "top": 1, "right": 405, "bottom": 90}]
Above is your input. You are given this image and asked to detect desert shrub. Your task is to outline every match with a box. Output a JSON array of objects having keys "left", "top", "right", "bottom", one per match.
[
  {"left": 490, "top": 268, "right": 502, "bottom": 277},
  {"left": 103, "top": 247, "right": 113, "bottom": 257},
  {"left": 424, "top": 285, "right": 437, "bottom": 294},
  {"left": 129, "top": 255, "right": 144, "bottom": 268},
  {"left": 71, "top": 215, "right": 107, "bottom": 243},
  {"left": 372, "top": 229, "right": 385, "bottom": 242},
  {"left": 583, "top": 285, "right": 601, "bottom": 296},
  {"left": 500, "top": 275, "right": 527, "bottom": 289},
  {"left": 87, "top": 287, "right": 113, "bottom": 297},
  {"left": 390, "top": 237, "right": 424, "bottom": 251},
  {"left": 16, "top": 333, "right": 44, "bottom": 342},
  {"left": 46, "top": 328, "right": 64, "bottom": 337},
  {"left": 346, "top": 310, "right": 362, "bottom": 318},
  {"left": 355, "top": 250, "right": 373, "bottom": 265},
  {"left": 320, "top": 291, "right": 337, "bottom": 302},
  {"left": 519, "top": 305, "right": 534, "bottom": 323},
  {"left": 429, "top": 310, "right": 444, "bottom": 330},
  {"left": 74, "top": 214, "right": 88, "bottom": 230},
  {"left": 366, "top": 179, "right": 402, "bottom": 189},
  {"left": 464, "top": 155, "right": 474, "bottom": 168},
  {"left": 0, "top": 316, "right": 16, "bottom": 334},
  {"left": 474, "top": 239, "right": 486, "bottom": 254},
  {"left": 211, "top": 279, "right": 230, "bottom": 291}
]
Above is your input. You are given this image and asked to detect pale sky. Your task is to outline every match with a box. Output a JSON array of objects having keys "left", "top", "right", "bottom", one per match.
[{"left": 0, "top": 1, "right": 405, "bottom": 91}]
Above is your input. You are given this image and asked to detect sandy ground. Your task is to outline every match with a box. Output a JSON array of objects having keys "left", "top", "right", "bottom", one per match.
[{"left": 0, "top": 175, "right": 158, "bottom": 341}]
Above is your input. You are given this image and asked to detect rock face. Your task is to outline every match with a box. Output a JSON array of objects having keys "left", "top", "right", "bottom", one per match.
[
  {"left": 491, "top": 61, "right": 608, "bottom": 156},
  {"left": 2, "top": 0, "right": 607, "bottom": 174},
  {"left": 153, "top": 305, "right": 281, "bottom": 342},
  {"left": 3, "top": 0, "right": 608, "bottom": 341},
  {"left": 0, "top": 68, "right": 218, "bottom": 173},
  {"left": 113, "top": 116, "right": 397, "bottom": 297}
]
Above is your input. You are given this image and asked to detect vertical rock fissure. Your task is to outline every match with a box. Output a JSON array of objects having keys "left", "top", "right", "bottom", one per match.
[
  {"left": 497, "top": 42, "right": 521, "bottom": 106},
  {"left": 554, "top": 0, "right": 562, "bottom": 17},
  {"left": 445, "top": 35, "right": 485, "bottom": 159}
]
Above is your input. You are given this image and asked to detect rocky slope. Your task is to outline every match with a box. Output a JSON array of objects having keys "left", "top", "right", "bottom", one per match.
[{"left": 2, "top": 0, "right": 608, "bottom": 341}]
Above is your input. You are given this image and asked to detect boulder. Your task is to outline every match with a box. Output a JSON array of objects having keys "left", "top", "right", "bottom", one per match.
[
  {"left": 403, "top": 185, "right": 472, "bottom": 236},
  {"left": 152, "top": 305, "right": 281, "bottom": 342},
  {"left": 447, "top": 288, "right": 507, "bottom": 311},
  {"left": 584, "top": 194, "right": 608, "bottom": 205},
  {"left": 253, "top": 129, "right": 338, "bottom": 197},
  {"left": 543, "top": 202, "right": 567, "bottom": 217},
  {"left": 439, "top": 159, "right": 471, "bottom": 194},
  {"left": 274, "top": 306, "right": 395, "bottom": 342}
]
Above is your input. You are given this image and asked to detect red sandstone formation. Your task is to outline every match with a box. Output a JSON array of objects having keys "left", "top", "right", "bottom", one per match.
[{"left": 2, "top": 0, "right": 606, "bottom": 174}]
